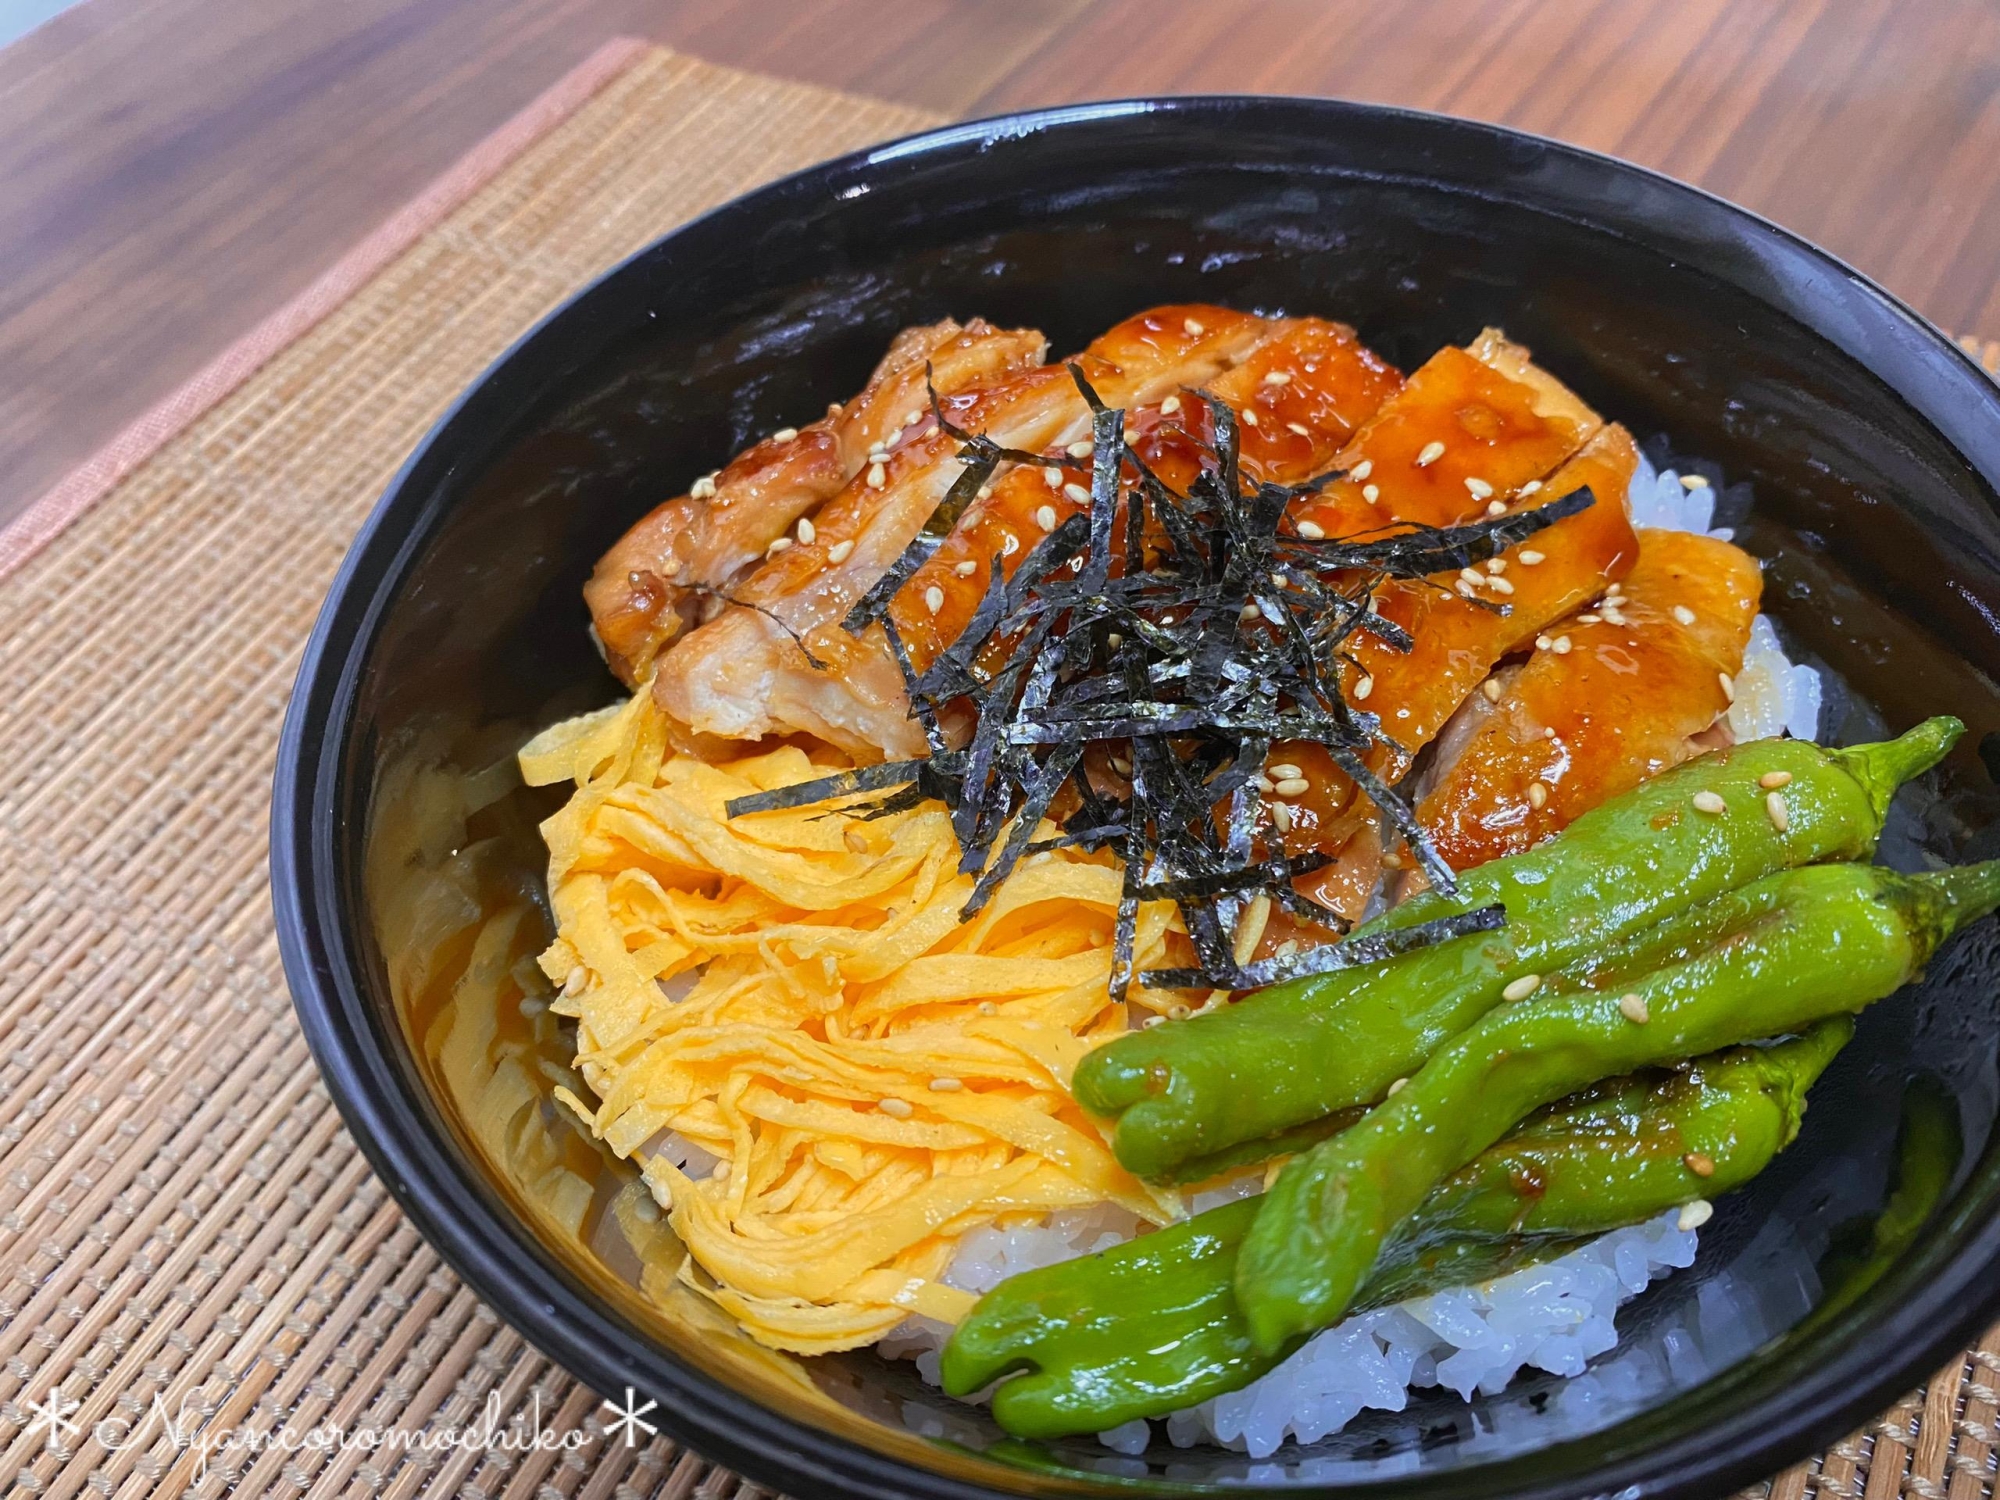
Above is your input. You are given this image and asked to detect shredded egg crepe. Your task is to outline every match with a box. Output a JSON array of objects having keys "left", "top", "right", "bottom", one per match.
[{"left": 520, "top": 690, "right": 1191, "bottom": 1353}]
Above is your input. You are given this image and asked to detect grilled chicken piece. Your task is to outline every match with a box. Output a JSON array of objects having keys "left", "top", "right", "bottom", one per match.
[
  {"left": 1271, "top": 425, "right": 1644, "bottom": 918},
  {"left": 889, "top": 318, "right": 1404, "bottom": 680},
  {"left": 585, "top": 318, "right": 1046, "bottom": 684},
  {"left": 652, "top": 305, "right": 1281, "bottom": 757},
  {"left": 1414, "top": 527, "right": 1762, "bottom": 869}
]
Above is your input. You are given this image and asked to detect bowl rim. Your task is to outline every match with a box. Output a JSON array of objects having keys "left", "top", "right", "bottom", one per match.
[{"left": 272, "top": 90, "right": 2000, "bottom": 1500}]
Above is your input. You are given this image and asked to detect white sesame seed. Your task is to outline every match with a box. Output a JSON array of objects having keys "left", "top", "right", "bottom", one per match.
[
  {"left": 878, "top": 1098, "right": 914, "bottom": 1118},
  {"left": 1520, "top": 480, "right": 1543, "bottom": 495},
  {"left": 1602, "top": 608, "right": 1629, "bottom": 626},
  {"left": 924, "top": 585, "right": 945, "bottom": 615},
  {"left": 1577, "top": 613, "right": 1601, "bottom": 624},
  {"left": 1460, "top": 566, "right": 1485, "bottom": 587},
  {"left": 1035, "top": 504, "right": 1058, "bottom": 531},
  {"left": 1067, "top": 439, "right": 1094, "bottom": 458},
  {"left": 977, "top": 1001, "right": 998, "bottom": 1016},
  {"left": 1518, "top": 550, "right": 1544, "bottom": 565},
  {"left": 1354, "top": 674, "right": 1375, "bottom": 701},
  {"left": 1766, "top": 791, "right": 1790, "bottom": 831},
  {"left": 1486, "top": 558, "right": 1507, "bottom": 574},
  {"left": 1386, "top": 1077, "right": 1408, "bottom": 1096},
  {"left": 1551, "top": 634, "right": 1572, "bottom": 655},
  {"left": 1692, "top": 790, "right": 1728, "bottom": 815},
  {"left": 1297, "top": 520, "right": 1326, "bottom": 540},
  {"left": 1266, "top": 761, "right": 1302, "bottom": 778},
  {"left": 1543, "top": 726, "right": 1557, "bottom": 738},
  {"left": 930, "top": 1077, "right": 964, "bottom": 1092},
  {"left": 827, "top": 539, "right": 855, "bottom": 563},
  {"left": 1487, "top": 574, "right": 1515, "bottom": 595},
  {"left": 1240, "top": 602, "right": 1262, "bottom": 622},
  {"left": 1619, "top": 992, "right": 1649, "bottom": 1024},
  {"left": 1184, "top": 317, "right": 1205, "bottom": 336},
  {"left": 1271, "top": 571, "right": 1288, "bottom": 589},
  {"left": 1535, "top": 635, "right": 1554, "bottom": 651},
  {"left": 1143, "top": 1015, "right": 1166, "bottom": 1029},
  {"left": 1287, "top": 421, "right": 1311, "bottom": 437},
  {"left": 844, "top": 828, "right": 868, "bottom": 853},
  {"left": 1481, "top": 679, "right": 1502, "bottom": 703},
  {"left": 1685, "top": 1152, "right": 1716, "bottom": 1177},
  {"left": 1680, "top": 474, "right": 1710, "bottom": 490},
  {"left": 953, "top": 559, "right": 979, "bottom": 578},
  {"left": 1502, "top": 974, "right": 1542, "bottom": 1001},
  {"left": 562, "top": 966, "right": 587, "bottom": 996},
  {"left": 1044, "top": 466, "right": 1063, "bottom": 489},
  {"left": 1760, "top": 770, "right": 1793, "bottom": 789},
  {"left": 1274, "top": 777, "right": 1311, "bottom": 797},
  {"left": 662, "top": 559, "right": 685, "bottom": 579},
  {"left": 1457, "top": 579, "right": 1478, "bottom": 597},
  {"left": 1160, "top": 395, "right": 1183, "bottom": 415},
  {"left": 797, "top": 517, "right": 816, "bottom": 544},
  {"left": 1465, "top": 477, "right": 1494, "bottom": 498},
  {"left": 1486, "top": 499, "right": 1507, "bottom": 517},
  {"left": 1677, "top": 1199, "right": 1714, "bottom": 1232},
  {"left": 904, "top": 408, "right": 924, "bottom": 427},
  {"left": 766, "top": 537, "right": 792, "bottom": 556},
  {"left": 976, "top": 484, "right": 994, "bottom": 499},
  {"left": 773, "top": 427, "right": 798, "bottom": 443},
  {"left": 691, "top": 475, "right": 718, "bottom": 501},
  {"left": 1672, "top": 605, "right": 1697, "bottom": 626},
  {"left": 1001, "top": 532, "right": 1020, "bottom": 556},
  {"left": 866, "top": 463, "right": 886, "bottom": 489},
  {"left": 1168, "top": 1003, "right": 1193, "bottom": 1021},
  {"left": 1063, "top": 483, "right": 1090, "bottom": 504},
  {"left": 1255, "top": 774, "right": 1276, "bottom": 794},
  {"left": 1241, "top": 408, "right": 1260, "bottom": 427},
  {"left": 1159, "top": 615, "right": 1175, "bottom": 627},
  {"left": 1351, "top": 460, "right": 1373, "bottom": 480},
  {"left": 1264, "top": 370, "right": 1292, "bottom": 386},
  {"left": 1276, "top": 938, "right": 1300, "bottom": 957},
  {"left": 1416, "top": 440, "right": 1446, "bottom": 467},
  {"left": 1111, "top": 755, "right": 1134, "bottom": 776},
  {"left": 1106, "top": 631, "right": 1122, "bottom": 648},
  {"left": 1362, "top": 484, "right": 1380, "bottom": 504},
  {"left": 1718, "top": 671, "right": 1736, "bottom": 703},
  {"left": 1527, "top": 781, "right": 1548, "bottom": 809},
  {"left": 1270, "top": 803, "right": 1293, "bottom": 833},
  {"left": 868, "top": 447, "right": 892, "bottom": 465}
]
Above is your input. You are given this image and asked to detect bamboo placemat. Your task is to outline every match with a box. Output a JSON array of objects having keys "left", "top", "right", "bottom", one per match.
[{"left": 0, "top": 37, "right": 1991, "bottom": 1500}]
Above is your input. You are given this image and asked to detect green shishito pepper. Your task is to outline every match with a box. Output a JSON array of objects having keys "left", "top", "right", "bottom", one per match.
[
  {"left": 940, "top": 1022, "right": 1850, "bottom": 1437},
  {"left": 1236, "top": 859, "right": 2000, "bottom": 1353},
  {"left": 1073, "top": 721, "right": 1961, "bottom": 1181}
]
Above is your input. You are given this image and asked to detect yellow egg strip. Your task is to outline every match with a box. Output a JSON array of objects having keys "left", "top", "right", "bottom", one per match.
[{"left": 524, "top": 690, "right": 1196, "bottom": 1353}]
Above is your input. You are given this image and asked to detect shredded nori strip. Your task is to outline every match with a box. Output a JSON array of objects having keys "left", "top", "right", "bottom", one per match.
[{"left": 729, "top": 364, "right": 1599, "bottom": 995}]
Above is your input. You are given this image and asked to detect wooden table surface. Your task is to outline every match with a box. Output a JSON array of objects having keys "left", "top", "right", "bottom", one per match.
[{"left": 5, "top": 0, "right": 2000, "bottom": 527}]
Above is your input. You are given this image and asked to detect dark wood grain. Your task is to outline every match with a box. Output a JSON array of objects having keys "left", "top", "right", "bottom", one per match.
[{"left": 4, "top": 0, "right": 1999, "bottom": 524}]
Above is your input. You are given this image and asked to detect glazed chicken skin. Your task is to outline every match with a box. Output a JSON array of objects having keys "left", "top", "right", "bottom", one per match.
[
  {"left": 885, "top": 318, "right": 1406, "bottom": 682},
  {"left": 1413, "top": 527, "right": 1762, "bottom": 869},
  {"left": 585, "top": 317, "right": 1047, "bottom": 685},
  {"left": 651, "top": 305, "right": 1282, "bottom": 758}
]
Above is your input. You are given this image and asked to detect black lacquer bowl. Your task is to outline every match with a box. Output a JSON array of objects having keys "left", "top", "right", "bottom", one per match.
[{"left": 272, "top": 97, "right": 2000, "bottom": 1499}]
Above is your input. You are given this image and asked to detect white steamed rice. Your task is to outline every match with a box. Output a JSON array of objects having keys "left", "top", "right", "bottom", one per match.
[{"left": 879, "top": 452, "right": 1824, "bottom": 1457}]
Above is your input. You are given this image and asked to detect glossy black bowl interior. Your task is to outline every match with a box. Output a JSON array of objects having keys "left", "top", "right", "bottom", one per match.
[{"left": 273, "top": 97, "right": 2000, "bottom": 1500}]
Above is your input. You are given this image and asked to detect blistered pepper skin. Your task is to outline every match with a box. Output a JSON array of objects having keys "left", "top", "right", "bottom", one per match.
[
  {"left": 1236, "top": 859, "right": 2000, "bottom": 1353},
  {"left": 940, "top": 1022, "right": 1849, "bottom": 1437},
  {"left": 1073, "top": 720, "right": 1961, "bottom": 1180}
]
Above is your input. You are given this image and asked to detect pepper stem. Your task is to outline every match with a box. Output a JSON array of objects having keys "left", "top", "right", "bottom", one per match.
[
  {"left": 1831, "top": 716, "right": 1963, "bottom": 824},
  {"left": 1911, "top": 859, "right": 2000, "bottom": 951}
]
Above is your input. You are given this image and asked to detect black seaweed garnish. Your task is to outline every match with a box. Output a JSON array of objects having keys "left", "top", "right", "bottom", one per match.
[{"left": 727, "top": 362, "right": 1596, "bottom": 996}]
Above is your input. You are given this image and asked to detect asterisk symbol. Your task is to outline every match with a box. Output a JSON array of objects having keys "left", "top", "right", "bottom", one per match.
[
  {"left": 600, "top": 1386, "right": 658, "bottom": 1448},
  {"left": 22, "top": 1390, "right": 80, "bottom": 1449}
]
